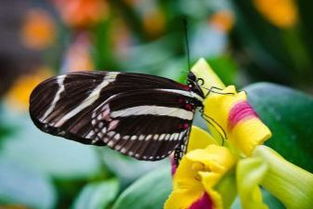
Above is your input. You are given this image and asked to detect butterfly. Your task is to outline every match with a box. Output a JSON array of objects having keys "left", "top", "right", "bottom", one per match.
[{"left": 29, "top": 70, "right": 207, "bottom": 162}]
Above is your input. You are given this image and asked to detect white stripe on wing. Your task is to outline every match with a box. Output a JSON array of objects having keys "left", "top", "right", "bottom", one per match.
[
  {"left": 156, "top": 88, "right": 203, "bottom": 102},
  {"left": 54, "top": 72, "right": 120, "bottom": 127},
  {"left": 40, "top": 75, "right": 66, "bottom": 122},
  {"left": 110, "top": 105, "right": 193, "bottom": 120}
]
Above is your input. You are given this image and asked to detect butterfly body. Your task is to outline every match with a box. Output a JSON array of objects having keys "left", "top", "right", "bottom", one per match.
[{"left": 30, "top": 71, "right": 205, "bottom": 161}]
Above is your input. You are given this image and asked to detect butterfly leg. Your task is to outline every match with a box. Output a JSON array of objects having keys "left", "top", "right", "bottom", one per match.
[
  {"left": 204, "top": 86, "right": 235, "bottom": 98},
  {"left": 199, "top": 109, "right": 227, "bottom": 146}
]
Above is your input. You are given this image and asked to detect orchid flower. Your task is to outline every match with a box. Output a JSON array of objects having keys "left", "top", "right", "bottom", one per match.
[{"left": 164, "top": 58, "right": 313, "bottom": 209}]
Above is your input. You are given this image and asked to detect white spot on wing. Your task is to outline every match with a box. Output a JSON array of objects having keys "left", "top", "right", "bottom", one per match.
[
  {"left": 92, "top": 138, "right": 97, "bottom": 143},
  {"left": 97, "top": 132, "right": 104, "bottom": 138},
  {"left": 159, "top": 134, "right": 166, "bottom": 141},
  {"left": 107, "top": 141, "right": 114, "bottom": 146},
  {"left": 107, "top": 131, "right": 115, "bottom": 137},
  {"left": 97, "top": 114, "right": 102, "bottom": 120},
  {"left": 114, "top": 134, "right": 120, "bottom": 140},
  {"left": 86, "top": 130, "right": 95, "bottom": 138},
  {"left": 98, "top": 122, "right": 104, "bottom": 128},
  {"left": 102, "top": 127, "right": 107, "bottom": 134},
  {"left": 179, "top": 131, "right": 185, "bottom": 140},
  {"left": 108, "top": 120, "right": 119, "bottom": 130},
  {"left": 146, "top": 135, "right": 152, "bottom": 141}
]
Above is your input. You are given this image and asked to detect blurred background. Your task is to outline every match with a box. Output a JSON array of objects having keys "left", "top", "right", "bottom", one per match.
[{"left": 0, "top": 0, "right": 312, "bottom": 208}]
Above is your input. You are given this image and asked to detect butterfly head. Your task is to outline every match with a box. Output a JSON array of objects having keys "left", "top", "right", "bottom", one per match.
[
  {"left": 187, "top": 72, "right": 205, "bottom": 99},
  {"left": 190, "top": 59, "right": 226, "bottom": 98}
]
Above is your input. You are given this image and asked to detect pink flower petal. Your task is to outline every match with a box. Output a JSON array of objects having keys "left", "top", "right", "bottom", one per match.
[
  {"left": 189, "top": 193, "right": 214, "bottom": 209},
  {"left": 228, "top": 101, "right": 258, "bottom": 130}
]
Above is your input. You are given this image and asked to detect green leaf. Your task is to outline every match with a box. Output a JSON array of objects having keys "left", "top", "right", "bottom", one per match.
[
  {"left": 0, "top": 158, "right": 56, "bottom": 209},
  {"left": 245, "top": 83, "right": 313, "bottom": 172},
  {"left": 111, "top": 166, "right": 172, "bottom": 209},
  {"left": 100, "top": 148, "right": 169, "bottom": 185},
  {"left": 0, "top": 108, "right": 102, "bottom": 179},
  {"left": 73, "top": 179, "right": 119, "bottom": 209}
]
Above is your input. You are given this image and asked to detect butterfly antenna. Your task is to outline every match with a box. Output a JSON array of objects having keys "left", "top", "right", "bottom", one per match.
[{"left": 183, "top": 18, "right": 191, "bottom": 71}]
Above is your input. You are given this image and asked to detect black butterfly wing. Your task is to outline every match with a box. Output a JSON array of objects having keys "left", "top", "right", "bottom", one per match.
[
  {"left": 30, "top": 71, "right": 188, "bottom": 121},
  {"left": 30, "top": 71, "right": 199, "bottom": 160},
  {"left": 83, "top": 89, "right": 195, "bottom": 160}
]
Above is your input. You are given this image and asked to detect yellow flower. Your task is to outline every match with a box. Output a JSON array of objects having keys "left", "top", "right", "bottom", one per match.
[
  {"left": 165, "top": 127, "right": 236, "bottom": 209},
  {"left": 203, "top": 86, "right": 271, "bottom": 156},
  {"left": 164, "top": 59, "right": 313, "bottom": 209},
  {"left": 253, "top": 0, "right": 298, "bottom": 28},
  {"left": 5, "top": 67, "right": 52, "bottom": 111},
  {"left": 191, "top": 59, "right": 271, "bottom": 156}
]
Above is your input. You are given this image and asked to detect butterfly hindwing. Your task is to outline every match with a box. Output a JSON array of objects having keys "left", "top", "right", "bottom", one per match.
[
  {"left": 84, "top": 89, "right": 194, "bottom": 160},
  {"left": 30, "top": 71, "right": 199, "bottom": 160}
]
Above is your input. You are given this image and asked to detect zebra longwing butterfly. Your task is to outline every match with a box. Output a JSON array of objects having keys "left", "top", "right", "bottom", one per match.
[{"left": 29, "top": 70, "right": 206, "bottom": 161}]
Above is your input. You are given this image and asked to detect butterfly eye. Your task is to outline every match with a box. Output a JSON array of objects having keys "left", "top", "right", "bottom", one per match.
[
  {"left": 196, "top": 78, "right": 205, "bottom": 86},
  {"left": 187, "top": 72, "right": 196, "bottom": 81}
]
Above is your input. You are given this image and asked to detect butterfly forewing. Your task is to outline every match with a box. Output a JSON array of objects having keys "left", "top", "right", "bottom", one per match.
[{"left": 30, "top": 71, "right": 201, "bottom": 161}]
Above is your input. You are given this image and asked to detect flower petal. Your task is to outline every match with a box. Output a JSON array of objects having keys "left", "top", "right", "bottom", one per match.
[
  {"left": 195, "top": 145, "right": 236, "bottom": 209},
  {"left": 237, "top": 156, "right": 269, "bottom": 209},
  {"left": 187, "top": 126, "right": 218, "bottom": 153},
  {"left": 186, "top": 145, "right": 236, "bottom": 188},
  {"left": 203, "top": 86, "right": 272, "bottom": 156},
  {"left": 165, "top": 145, "right": 236, "bottom": 209},
  {"left": 189, "top": 192, "right": 214, "bottom": 209},
  {"left": 254, "top": 145, "right": 313, "bottom": 209},
  {"left": 214, "top": 173, "right": 237, "bottom": 209},
  {"left": 164, "top": 188, "right": 204, "bottom": 209},
  {"left": 190, "top": 58, "right": 226, "bottom": 95}
]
